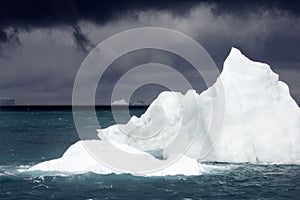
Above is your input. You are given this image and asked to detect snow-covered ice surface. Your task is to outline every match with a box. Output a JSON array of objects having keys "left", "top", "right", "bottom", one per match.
[
  {"left": 29, "top": 47, "right": 300, "bottom": 176},
  {"left": 29, "top": 140, "right": 202, "bottom": 176}
]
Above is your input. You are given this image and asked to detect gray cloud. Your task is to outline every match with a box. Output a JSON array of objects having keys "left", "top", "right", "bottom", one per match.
[
  {"left": 0, "top": 3, "right": 299, "bottom": 105},
  {"left": 72, "top": 24, "right": 95, "bottom": 52}
]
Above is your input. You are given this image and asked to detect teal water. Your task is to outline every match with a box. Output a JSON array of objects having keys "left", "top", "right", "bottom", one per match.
[{"left": 0, "top": 108, "right": 300, "bottom": 199}]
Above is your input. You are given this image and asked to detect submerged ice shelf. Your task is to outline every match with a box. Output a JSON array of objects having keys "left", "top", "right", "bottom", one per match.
[{"left": 29, "top": 47, "right": 300, "bottom": 176}]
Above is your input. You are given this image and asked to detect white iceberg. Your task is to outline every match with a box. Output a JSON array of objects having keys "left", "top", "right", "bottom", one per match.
[
  {"left": 112, "top": 99, "right": 128, "bottom": 106},
  {"left": 29, "top": 47, "right": 300, "bottom": 176}
]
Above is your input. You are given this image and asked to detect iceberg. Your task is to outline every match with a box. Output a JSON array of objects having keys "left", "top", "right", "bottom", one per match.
[
  {"left": 29, "top": 47, "right": 300, "bottom": 176},
  {"left": 112, "top": 99, "right": 128, "bottom": 106}
]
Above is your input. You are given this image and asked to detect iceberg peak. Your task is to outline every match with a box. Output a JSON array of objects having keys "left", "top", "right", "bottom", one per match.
[
  {"left": 229, "top": 47, "right": 242, "bottom": 55},
  {"left": 225, "top": 47, "right": 251, "bottom": 64},
  {"left": 222, "top": 47, "right": 272, "bottom": 82}
]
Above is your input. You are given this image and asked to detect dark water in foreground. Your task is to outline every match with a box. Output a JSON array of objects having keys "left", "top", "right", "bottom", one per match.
[{"left": 0, "top": 108, "right": 300, "bottom": 199}]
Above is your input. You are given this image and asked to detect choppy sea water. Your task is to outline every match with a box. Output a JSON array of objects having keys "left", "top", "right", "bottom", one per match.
[{"left": 0, "top": 108, "right": 300, "bottom": 199}]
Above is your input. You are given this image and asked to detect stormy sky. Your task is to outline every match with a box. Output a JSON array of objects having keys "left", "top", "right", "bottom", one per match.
[{"left": 0, "top": 0, "right": 299, "bottom": 105}]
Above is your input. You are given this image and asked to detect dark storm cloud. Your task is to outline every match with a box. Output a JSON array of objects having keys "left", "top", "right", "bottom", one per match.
[
  {"left": 0, "top": 0, "right": 299, "bottom": 51},
  {"left": 0, "top": 0, "right": 196, "bottom": 50},
  {"left": 210, "top": 0, "right": 300, "bottom": 16},
  {"left": 72, "top": 24, "right": 94, "bottom": 52}
]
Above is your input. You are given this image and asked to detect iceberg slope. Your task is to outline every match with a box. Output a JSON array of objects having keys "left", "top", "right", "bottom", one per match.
[{"left": 29, "top": 140, "right": 202, "bottom": 176}]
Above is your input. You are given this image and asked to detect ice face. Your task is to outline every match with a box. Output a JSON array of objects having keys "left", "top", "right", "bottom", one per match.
[
  {"left": 29, "top": 47, "right": 300, "bottom": 176},
  {"left": 208, "top": 48, "right": 300, "bottom": 163}
]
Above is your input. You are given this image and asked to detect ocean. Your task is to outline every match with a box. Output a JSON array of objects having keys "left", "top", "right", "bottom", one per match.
[{"left": 0, "top": 108, "right": 300, "bottom": 199}]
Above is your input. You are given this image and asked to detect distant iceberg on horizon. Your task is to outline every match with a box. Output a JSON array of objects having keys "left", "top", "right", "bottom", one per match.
[
  {"left": 29, "top": 47, "right": 300, "bottom": 176},
  {"left": 0, "top": 97, "right": 15, "bottom": 106},
  {"left": 112, "top": 99, "right": 128, "bottom": 106}
]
